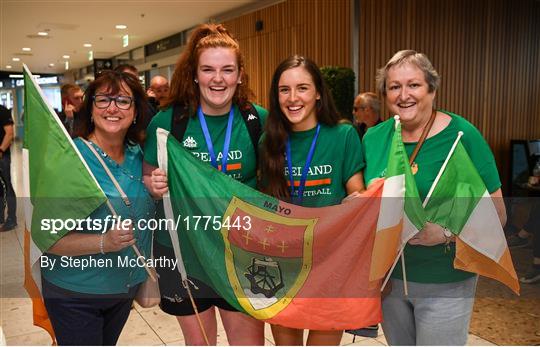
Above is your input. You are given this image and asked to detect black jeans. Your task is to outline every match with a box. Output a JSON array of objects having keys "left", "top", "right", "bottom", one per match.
[
  {"left": 0, "top": 151, "right": 16, "bottom": 223},
  {"left": 42, "top": 278, "right": 138, "bottom": 346}
]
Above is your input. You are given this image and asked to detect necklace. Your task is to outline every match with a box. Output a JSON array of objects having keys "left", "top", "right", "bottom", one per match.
[
  {"left": 89, "top": 133, "right": 125, "bottom": 164},
  {"left": 408, "top": 109, "right": 437, "bottom": 175}
]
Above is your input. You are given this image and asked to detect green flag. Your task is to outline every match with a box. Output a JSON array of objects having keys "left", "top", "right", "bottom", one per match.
[
  {"left": 424, "top": 135, "right": 519, "bottom": 294},
  {"left": 23, "top": 65, "right": 106, "bottom": 252},
  {"left": 22, "top": 65, "right": 106, "bottom": 342}
]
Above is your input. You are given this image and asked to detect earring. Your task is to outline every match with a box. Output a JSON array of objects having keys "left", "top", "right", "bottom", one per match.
[
  {"left": 133, "top": 117, "right": 137, "bottom": 125},
  {"left": 194, "top": 78, "right": 198, "bottom": 83},
  {"left": 238, "top": 80, "right": 242, "bottom": 84},
  {"left": 90, "top": 116, "right": 94, "bottom": 123}
]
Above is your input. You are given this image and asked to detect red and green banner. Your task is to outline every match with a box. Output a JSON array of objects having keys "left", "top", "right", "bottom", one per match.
[{"left": 158, "top": 129, "right": 384, "bottom": 330}]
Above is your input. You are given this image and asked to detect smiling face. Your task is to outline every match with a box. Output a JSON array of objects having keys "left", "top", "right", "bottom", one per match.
[
  {"left": 196, "top": 47, "right": 241, "bottom": 115},
  {"left": 278, "top": 66, "right": 320, "bottom": 131},
  {"left": 385, "top": 63, "right": 435, "bottom": 127},
  {"left": 91, "top": 82, "right": 135, "bottom": 139}
]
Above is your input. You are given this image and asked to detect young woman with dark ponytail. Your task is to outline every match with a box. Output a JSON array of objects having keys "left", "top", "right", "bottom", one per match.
[{"left": 260, "top": 55, "right": 365, "bottom": 345}]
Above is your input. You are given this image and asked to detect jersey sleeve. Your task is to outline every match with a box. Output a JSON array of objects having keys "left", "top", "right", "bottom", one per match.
[
  {"left": 341, "top": 124, "right": 365, "bottom": 183},
  {"left": 459, "top": 118, "right": 501, "bottom": 193},
  {"left": 143, "top": 108, "right": 173, "bottom": 167}
]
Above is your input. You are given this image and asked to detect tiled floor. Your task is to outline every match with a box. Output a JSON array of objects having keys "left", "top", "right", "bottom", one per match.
[{"left": 0, "top": 141, "right": 495, "bottom": 346}]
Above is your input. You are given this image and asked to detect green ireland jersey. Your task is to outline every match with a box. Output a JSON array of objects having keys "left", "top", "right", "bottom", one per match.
[
  {"left": 363, "top": 111, "right": 501, "bottom": 283},
  {"left": 144, "top": 104, "right": 268, "bottom": 246},
  {"left": 286, "top": 123, "right": 365, "bottom": 208}
]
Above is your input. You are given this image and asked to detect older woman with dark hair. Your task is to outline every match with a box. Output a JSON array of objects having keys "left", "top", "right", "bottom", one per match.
[
  {"left": 362, "top": 50, "right": 506, "bottom": 346},
  {"left": 41, "top": 70, "right": 154, "bottom": 345}
]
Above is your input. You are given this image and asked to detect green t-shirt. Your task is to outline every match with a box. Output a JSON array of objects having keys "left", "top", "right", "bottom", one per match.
[
  {"left": 363, "top": 111, "right": 501, "bottom": 283},
  {"left": 144, "top": 104, "right": 268, "bottom": 246},
  {"left": 286, "top": 123, "right": 365, "bottom": 207}
]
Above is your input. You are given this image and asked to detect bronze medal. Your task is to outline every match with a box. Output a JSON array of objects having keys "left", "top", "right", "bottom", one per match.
[{"left": 411, "top": 162, "right": 419, "bottom": 175}]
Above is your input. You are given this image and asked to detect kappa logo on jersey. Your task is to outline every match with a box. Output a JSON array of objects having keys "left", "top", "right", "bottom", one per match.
[
  {"left": 247, "top": 113, "right": 257, "bottom": 121},
  {"left": 183, "top": 136, "right": 197, "bottom": 149}
]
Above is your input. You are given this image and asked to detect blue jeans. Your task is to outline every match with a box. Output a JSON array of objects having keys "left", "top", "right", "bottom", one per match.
[{"left": 381, "top": 277, "right": 477, "bottom": 346}]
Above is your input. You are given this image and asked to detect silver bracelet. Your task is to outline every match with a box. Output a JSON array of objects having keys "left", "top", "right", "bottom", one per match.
[{"left": 100, "top": 233, "right": 106, "bottom": 254}]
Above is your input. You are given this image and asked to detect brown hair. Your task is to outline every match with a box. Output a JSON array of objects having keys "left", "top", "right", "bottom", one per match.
[
  {"left": 74, "top": 70, "right": 147, "bottom": 145},
  {"left": 162, "top": 23, "right": 253, "bottom": 114},
  {"left": 260, "top": 55, "right": 339, "bottom": 199}
]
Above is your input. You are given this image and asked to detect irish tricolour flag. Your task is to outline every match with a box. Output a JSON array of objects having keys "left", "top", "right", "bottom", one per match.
[
  {"left": 424, "top": 132, "right": 520, "bottom": 294},
  {"left": 22, "top": 65, "right": 107, "bottom": 343},
  {"left": 369, "top": 119, "right": 425, "bottom": 282}
]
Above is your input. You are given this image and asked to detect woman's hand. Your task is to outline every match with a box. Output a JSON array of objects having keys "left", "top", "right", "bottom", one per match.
[
  {"left": 149, "top": 168, "right": 168, "bottom": 198},
  {"left": 103, "top": 220, "right": 136, "bottom": 252},
  {"left": 342, "top": 191, "right": 362, "bottom": 203},
  {"left": 408, "top": 222, "right": 449, "bottom": 246}
]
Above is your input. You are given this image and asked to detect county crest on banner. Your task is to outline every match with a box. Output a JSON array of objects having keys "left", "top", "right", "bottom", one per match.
[{"left": 222, "top": 197, "right": 316, "bottom": 319}]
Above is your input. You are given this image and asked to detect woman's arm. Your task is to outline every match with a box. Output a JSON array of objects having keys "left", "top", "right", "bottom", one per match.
[
  {"left": 47, "top": 223, "right": 135, "bottom": 256},
  {"left": 342, "top": 171, "right": 366, "bottom": 202},
  {"left": 346, "top": 171, "right": 365, "bottom": 194}
]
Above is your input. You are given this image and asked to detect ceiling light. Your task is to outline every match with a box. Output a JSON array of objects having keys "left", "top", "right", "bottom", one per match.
[
  {"left": 9, "top": 74, "right": 23, "bottom": 78},
  {"left": 62, "top": 55, "right": 70, "bottom": 59},
  {"left": 115, "top": 24, "right": 127, "bottom": 29},
  {"left": 37, "top": 31, "right": 48, "bottom": 36},
  {"left": 22, "top": 47, "right": 31, "bottom": 51},
  {"left": 83, "top": 43, "right": 92, "bottom": 48},
  {"left": 48, "top": 63, "right": 55, "bottom": 67},
  {"left": 12, "top": 57, "right": 20, "bottom": 62},
  {"left": 6, "top": 65, "right": 12, "bottom": 69}
]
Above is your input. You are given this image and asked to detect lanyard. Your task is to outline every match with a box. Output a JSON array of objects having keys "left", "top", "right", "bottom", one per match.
[
  {"left": 197, "top": 106, "right": 234, "bottom": 173},
  {"left": 286, "top": 124, "right": 321, "bottom": 204}
]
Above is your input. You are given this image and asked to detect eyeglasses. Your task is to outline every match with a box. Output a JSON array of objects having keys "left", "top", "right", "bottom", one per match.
[{"left": 93, "top": 94, "right": 133, "bottom": 110}]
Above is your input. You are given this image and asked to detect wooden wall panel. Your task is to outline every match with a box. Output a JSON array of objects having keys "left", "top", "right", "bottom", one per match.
[
  {"left": 358, "top": 0, "right": 540, "bottom": 192},
  {"left": 223, "top": 0, "right": 351, "bottom": 106},
  {"left": 219, "top": 0, "right": 539, "bottom": 191}
]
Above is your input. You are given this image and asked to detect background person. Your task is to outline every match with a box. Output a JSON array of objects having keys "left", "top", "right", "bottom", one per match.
[
  {"left": 352, "top": 92, "right": 381, "bottom": 139},
  {"left": 0, "top": 104, "right": 16, "bottom": 232},
  {"left": 58, "top": 84, "right": 84, "bottom": 136},
  {"left": 147, "top": 75, "right": 170, "bottom": 107},
  {"left": 259, "top": 55, "right": 365, "bottom": 346},
  {"left": 362, "top": 50, "right": 507, "bottom": 346},
  {"left": 143, "top": 23, "right": 266, "bottom": 346},
  {"left": 41, "top": 71, "right": 153, "bottom": 345}
]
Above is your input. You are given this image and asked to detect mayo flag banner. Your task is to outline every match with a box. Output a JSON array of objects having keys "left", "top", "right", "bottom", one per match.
[
  {"left": 22, "top": 65, "right": 107, "bottom": 342},
  {"left": 156, "top": 129, "right": 396, "bottom": 330},
  {"left": 424, "top": 139, "right": 520, "bottom": 294}
]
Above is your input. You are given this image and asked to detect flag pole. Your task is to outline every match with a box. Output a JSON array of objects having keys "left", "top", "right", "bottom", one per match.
[
  {"left": 157, "top": 129, "right": 210, "bottom": 345},
  {"left": 381, "top": 116, "right": 405, "bottom": 293},
  {"left": 381, "top": 245, "right": 403, "bottom": 291},
  {"left": 423, "top": 131, "right": 464, "bottom": 207}
]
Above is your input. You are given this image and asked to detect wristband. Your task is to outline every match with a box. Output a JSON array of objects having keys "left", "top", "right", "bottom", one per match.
[
  {"left": 100, "top": 233, "right": 106, "bottom": 254},
  {"left": 442, "top": 227, "right": 452, "bottom": 245}
]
